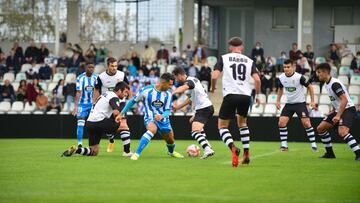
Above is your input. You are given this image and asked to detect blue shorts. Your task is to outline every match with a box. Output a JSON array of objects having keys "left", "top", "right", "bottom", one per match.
[
  {"left": 144, "top": 119, "right": 172, "bottom": 134},
  {"left": 77, "top": 103, "right": 92, "bottom": 119}
]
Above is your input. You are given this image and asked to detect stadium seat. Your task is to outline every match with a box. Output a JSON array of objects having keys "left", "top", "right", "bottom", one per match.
[
  {"left": 338, "top": 76, "right": 349, "bottom": 86},
  {"left": 251, "top": 104, "right": 264, "bottom": 114},
  {"left": 22, "top": 102, "right": 36, "bottom": 114},
  {"left": 39, "top": 82, "right": 48, "bottom": 91},
  {"left": 267, "top": 94, "right": 277, "bottom": 104},
  {"left": 341, "top": 57, "right": 353, "bottom": 67},
  {"left": 263, "top": 104, "right": 277, "bottom": 115},
  {"left": 319, "top": 95, "right": 331, "bottom": 105},
  {"left": 12, "top": 82, "right": 19, "bottom": 91},
  {"left": 2, "top": 72, "right": 15, "bottom": 83},
  {"left": 46, "top": 110, "right": 58, "bottom": 115},
  {"left": 47, "top": 82, "right": 57, "bottom": 93},
  {"left": 312, "top": 84, "right": 320, "bottom": 95},
  {"left": 306, "top": 95, "right": 319, "bottom": 104},
  {"left": 318, "top": 104, "right": 330, "bottom": 115},
  {"left": 62, "top": 102, "right": 74, "bottom": 112},
  {"left": 65, "top": 73, "right": 76, "bottom": 84},
  {"left": 339, "top": 66, "right": 350, "bottom": 76},
  {"left": 20, "top": 64, "right": 32, "bottom": 72},
  {"left": 7, "top": 101, "right": 24, "bottom": 114},
  {"left": 280, "top": 96, "right": 287, "bottom": 104},
  {"left": 258, "top": 94, "right": 266, "bottom": 103},
  {"left": 348, "top": 85, "right": 360, "bottom": 95},
  {"left": 52, "top": 73, "right": 64, "bottom": 83},
  {"left": 15, "top": 72, "right": 27, "bottom": 82},
  {"left": 0, "top": 101, "right": 11, "bottom": 113},
  {"left": 207, "top": 56, "right": 217, "bottom": 69},
  {"left": 94, "top": 64, "right": 106, "bottom": 74},
  {"left": 350, "top": 95, "right": 359, "bottom": 105},
  {"left": 315, "top": 57, "right": 326, "bottom": 64},
  {"left": 173, "top": 111, "right": 186, "bottom": 116},
  {"left": 350, "top": 75, "right": 360, "bottom": 85}
]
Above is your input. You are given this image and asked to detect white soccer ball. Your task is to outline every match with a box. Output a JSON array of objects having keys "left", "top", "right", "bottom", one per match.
[{"left": 186, "top": 144, "right": 201, "bottom": 157}]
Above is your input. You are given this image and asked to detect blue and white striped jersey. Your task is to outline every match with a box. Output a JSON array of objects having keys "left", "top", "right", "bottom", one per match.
[
  {"left": 133, "top": 84, "right": 172, "bottom": 122},
  {"left": 76, "top": 72, "right": 97, "bottom": 105}
]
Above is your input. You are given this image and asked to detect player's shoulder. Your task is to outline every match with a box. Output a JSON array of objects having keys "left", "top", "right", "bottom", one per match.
[
  {"left": 76, "top": 72, "right": 86, "bottom": 81},
  {"left": 278, "top": 73, "right": 286, "bottom": 79},
  {"left": 140, "top": 84, "right": 154, "bottom": 92},
  {"left": 115, "top": 70, "right": 125, "bottom": 77}
]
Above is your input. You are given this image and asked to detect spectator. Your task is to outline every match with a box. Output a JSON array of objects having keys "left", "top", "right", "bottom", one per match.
[
  {"left": 0, "top": 51, "right": 7, "bottom": 77},
  {"left": 68, "top": 51, "right": 81, "bottom": 73},
  {"left": 57, "top": 51, "right": 71, "bottom": 69},
  {"left": 184, "top": 44, "right": 193, "bottom": 64},
  {"left": 35, "top": 89, "right": 48, "bottom": 111},
  {"left": 46, "top": 90, "right": 61, "bottom": 113},
  {"left": 148, "top": 69, "right": 159, "bottom": 84},
  {"left": 276, "top": 51, "right": 287, "bottom": 71},
  {"left": 140, "top": 60, "right": 150, "bottom": 76},
  {"left": 260, "top": 71, "right": 274, "bottom": 95},
  {"left": 53, "top": 79, "right": 65, "bottom": 102},
  {"left": 131, "top": 51, "right": 141, "bottom": 70},
  {"left": 325, "top": 43, "right": 341, "bottom": 67},
  {"left": 303, "top": 44, "right": 314, "bottom": 67},
  {"left": 39, "top": 43, "right": 49, "bottom": 63},
  {"left": 350, "top": 51, "right": 360, "bottom": 75},
  {"left": 192, "top": 43, "right": 207, "bottom": 65},
  {"left": 187, "top": 62, "right": 199, "bottom": 78},
  {"left": 309, "top": 104, "right": 324, "bottom": 118},
  {"left": 96, "top": 44, "right": 108, "bottom": 64},
  {"left": 135, "top": 69, "right": 148, "bottom": 87},
  {"left": 38, "top": 62, "right": 52, "bottom": 80},
  {"left": 127, "top": 60, "right": 138, "bottom": 77},
  {"left": 169, "top": 46, "right": 180, "bottom": 65},
  {"left": 16, "top": 80, "right": 27, "bottom": 101},
  {"left": 12, "top": 41, "right": 24, "bottom": 61},
  {"left": 117, "top": 57, "right": 129, "bottom": 72},
  {"left": 297, "top": 57, "right": 311, "bottom": 75},
  {"left": 150, "top": 62, "right": 160, "bottom": 77},
  {"left": 130, "top": 79, "right": 141, "bottom": 94},
  {"left": 251, "top": 41, "right": 265, "bottom": 63},
  {"left": 26, "top": 79, "right": 41, "bottom": 104},
  {"left": 142, "top": 44, "right": 156, "bottom": 64},
  {"left": 6, "top": 49, "right": 21, "bottom": 73},
  {"left": 64, "top": 82, "right": 76, "bottom": 112},
  {"left": 24, "top": 40, "right": 40, "bottom": 63},
  {"left": 84, "top": 43, "right": 97, "bottom": 64},
  {"left": 289, "top": 42, "right": 302, "bottom": 61},
  {"left": 156, "top": 43, "right": 169, "bottom": 65},
  {"left": 264, "top": 57, "right": 276, "bottom": 73},
  {"left": 199, "top": 65, "right": 212, "bottom": 92},
  {"left": 0, "top": 79, "right": 16, "bottom": 102},
  {"left": 178, "top": 52, "right": 189, "bottom": 69},
  {"left": 26, "top": 60, "right": 39, "bottom": 79}
]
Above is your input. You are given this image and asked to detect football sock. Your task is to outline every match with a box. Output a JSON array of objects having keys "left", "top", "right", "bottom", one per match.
[
  {"left": 343, "top": 134, "right": 360, "bottom": 156},
  {"left": 239, "top": 126, "right": 250, "bottom": 152},
  {"left": 76, "top": 119, "right": 85, "bottom": 146},
  {"left": 135, "top": 131, "right": 154, "bottom": 156},
  {"left": 76, "top": 147, "right": 92, "bottom": 156},
  {"left": 191, "top": 130, "right": 211, "bottom": 151},
  {"left": 305, "top": 127, "right": 317, "bottom": 148},
  {"left": 119, "top": 130, "right": 131, "bottom": 153},
  {"left": 219, "top": 128, "right": 234, "bottom": 150},
  {"left": 108, "top": 134, "right": 115, "bottom": 143},
  {"left": 166, "top": 143, "right": 175, "bottom": 154},
  {"left": 279, "top": 127, "right": 288, "bottom": 148},
  {"left": 319, "top": 131, "right": 333, "bottom": 154}
]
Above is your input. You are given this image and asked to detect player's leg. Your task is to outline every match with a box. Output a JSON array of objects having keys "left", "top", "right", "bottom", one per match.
[
  {"left": 76, "top": 105, "right": 86, "bottom": 147},
  {"left": 337, "top": 109, "right": 360, "bottom": 160},
  {"left": 106, "top": 133, "right": 116, "bottom": 152},
  {"left": 161, "top": 129, "right": 184, "bottom": 158},
  {"left": 117, "top": 119, "right": 132, "bottom": 157},
  {"left": 300, "top": 117, "right": 317, "bottom": 151},
  {"left": 278, "top": 104, "right": 294, "bottom": 151},
  {"left": 218, "top": 95, "right": 236, "bottom": 149},
  {"left": 235, "top": 95, "right": 252, "bottom": 164},
  {"left": 316, "top": 116, "right": 335, "bottom": 158},
  {"left": 131, "top": 121, "right": 157, "bottom": 160}
]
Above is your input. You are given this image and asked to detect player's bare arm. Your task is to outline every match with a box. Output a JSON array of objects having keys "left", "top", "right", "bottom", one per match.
[
  {"left": 276, "top": 87, "right": 283, "bottom": 110},
  {"left": 173, "top": 97, "right": 192, "bottom": 111},
  {"left": 72, "top": 90, "right": 81, "bottom": 116},
  {"left": 210, "top": 70, "right": 221, "bottom": 92},
  {"left": 252, "top": 72, "right": 261, "bottom": 105},
  {"left": 333, "top": 94, "right": 348, "bottom": 124},
  {"left": 173, "top": 84, "right": 189, "bottom": 95},
  {"left": 307, "top": 84, "right": 316, "bottom": 109}
]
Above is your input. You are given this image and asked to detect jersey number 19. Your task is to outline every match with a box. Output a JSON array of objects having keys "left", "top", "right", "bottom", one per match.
[{"left": 230, "top": 63, "right": 246, "bottom": 81}]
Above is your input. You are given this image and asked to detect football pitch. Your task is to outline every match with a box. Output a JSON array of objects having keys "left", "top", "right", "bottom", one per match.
[{"left": 0, "top": 139, "right": 359, "bottom": 203}]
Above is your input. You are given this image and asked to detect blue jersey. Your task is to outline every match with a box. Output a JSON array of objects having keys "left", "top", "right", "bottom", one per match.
[
  {"left": 133, "top": 85, "right": 172, "bottom": 123},
  {"left": 76, "top": 72, "right": 97, "bottom": 105}
]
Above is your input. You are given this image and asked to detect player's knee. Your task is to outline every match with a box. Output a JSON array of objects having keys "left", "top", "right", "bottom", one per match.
[
  {"left": 278, "top": 121, "right": 286, "bottom": 128},
  {"left": 316, "top": 126, "right": 325, "bottom": 134},
  {"left": 338, "top": 127, "right": 349, "bottom": 137}
]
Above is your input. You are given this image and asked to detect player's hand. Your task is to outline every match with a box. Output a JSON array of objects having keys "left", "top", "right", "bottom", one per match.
[
  {"left": 275, "top": 102, "right": 281, "bottom": 110},
  {"left": 154, "top": 114, "right": 163, "bottom": 121},
  {"left": 189, "top": 115, "right": 194, "bottom": 123},
  {"left": 332, "top": 115, "right": 340, "bottom": 124},
  {"left": 310, "top": 102, "right": 316, "bottom": 109},
  {"left": 72, "top": 107, "right": 77, "bottom": 117}
]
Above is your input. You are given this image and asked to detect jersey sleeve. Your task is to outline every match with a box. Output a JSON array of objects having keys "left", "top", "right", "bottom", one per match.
[
  {"left": 76, "top": 76, "right": 82, "bottom": 91},
  {"left": 278, "top": 79, "right": 284, "bottom": 88},
  {"left": 184, "top": 80, "right": 195, "bottom": 90},
  {"left": 109, "top": 97, "right": 121, "bottom": 111},
  {"left": 214, "top": 56, "right": 224, "bottom": 72},
  {"left": 251, "top": 61, "right": 259, "bottom": 75},
  {"left": 300, "top": 76, "right": 310, "bottom": 87},
  {"left": 331, "top": 82, "right": 345, "bottom": 97},
  {"left": 123, "top": 75, "right": 129, "bottom": 84},
  {"left": 95, "top": 77, "right": 102, "bottom": 90},
  {"left": 133, "top": 88, "right": 145, "bottom": 102}
]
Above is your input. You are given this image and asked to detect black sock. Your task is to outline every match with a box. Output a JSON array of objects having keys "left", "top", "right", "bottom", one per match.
[
  {"left": 191, "top": 130, "right": 210, "bottom": 150},
  {"left": 319, "top": 131, "right": 334, "bottom": 154},
  {"left": 120, "top": 130, "right": 131, "bottom": 153},
  {"left": 239, "top": 126, "right": 250, "bottom": 152},
  {"left": 343, "top": 133, "right": 360, "bottom": 156},
  {"left": 108, "top": 134, "right": 115, "bottom": 143},
  {"left": 219, "top": 128, "right": 234, "bottom": 150}
]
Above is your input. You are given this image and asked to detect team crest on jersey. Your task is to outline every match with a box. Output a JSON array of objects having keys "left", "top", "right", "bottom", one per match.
[
  {"left": 152, "top": 99, "right": 164, "bottom": 108},
  {"left": 286, "top": 87, "right": 296, "bottom": 92}
]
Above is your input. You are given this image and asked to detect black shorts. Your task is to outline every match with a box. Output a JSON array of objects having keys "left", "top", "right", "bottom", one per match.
[
  {"left": 86, "top": 118, "right": 120, "bottom": 146},
  {"left": 323, "top": 107, "right": 356, "bottom": 128},
  {"left": 219, "top": 94, "right": 251, "bottom": 119},
  {"left": 193, "top": 105, "right": 214, "bottom": 125},
  {"left": 280, "top": 102, "right": 309, "bottom": 118}
]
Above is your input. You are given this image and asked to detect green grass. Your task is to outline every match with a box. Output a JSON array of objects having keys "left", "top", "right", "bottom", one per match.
[{"left": 0, "top": 139, "right": 359, "bottom": 203}]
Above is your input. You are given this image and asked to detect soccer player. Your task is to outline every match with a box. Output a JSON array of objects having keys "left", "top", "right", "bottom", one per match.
[
  {"left": 120, "top": 73, "right": 184, "bottom": 160},
  {"left": 172, "top": 67, "right": 215, "bottom": 159},
  {"left": 211, "top": 37, "right": 261, "bottom": 167},
  {"left": 62, "top": 82, "right": 130, "bottom": 157},
  {"left": 93, "top": 57, "right": 132, "bottom": 156},
  {"left": 72, "top": 62, "right": 97, "bottom": 147},
  {"left": 315, "top": 63, "right": 360, "bottom": 160},
  {"left": 276, "top": 59, "right": 318, "bottom": 152}
]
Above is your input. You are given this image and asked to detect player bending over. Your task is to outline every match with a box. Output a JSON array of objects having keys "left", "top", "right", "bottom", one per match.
[
  {"left": 62, "top": 82, "right": 130, "bottom": 157},
  {"left": 120, "top": 73, "right": 184, "bottom": 160},
  {"left": 315, "top": 63, "right": 360, "bottom": 160},
  {"left": 211, "top": 37, "right": 261, "bottom": 167},
  {"left": 172, "top": 67, "right": 215, "bottom": 159},
  {"left": 72, "top": 62, "right": 97, "bottom": 147},
  {"left": 276, "top": 59, "right": 318, "bottom": 152}
]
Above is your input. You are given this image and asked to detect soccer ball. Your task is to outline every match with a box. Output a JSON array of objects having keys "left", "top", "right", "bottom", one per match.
[{"left": 186, "top": 144, "right": 201, "bottom": 157}]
